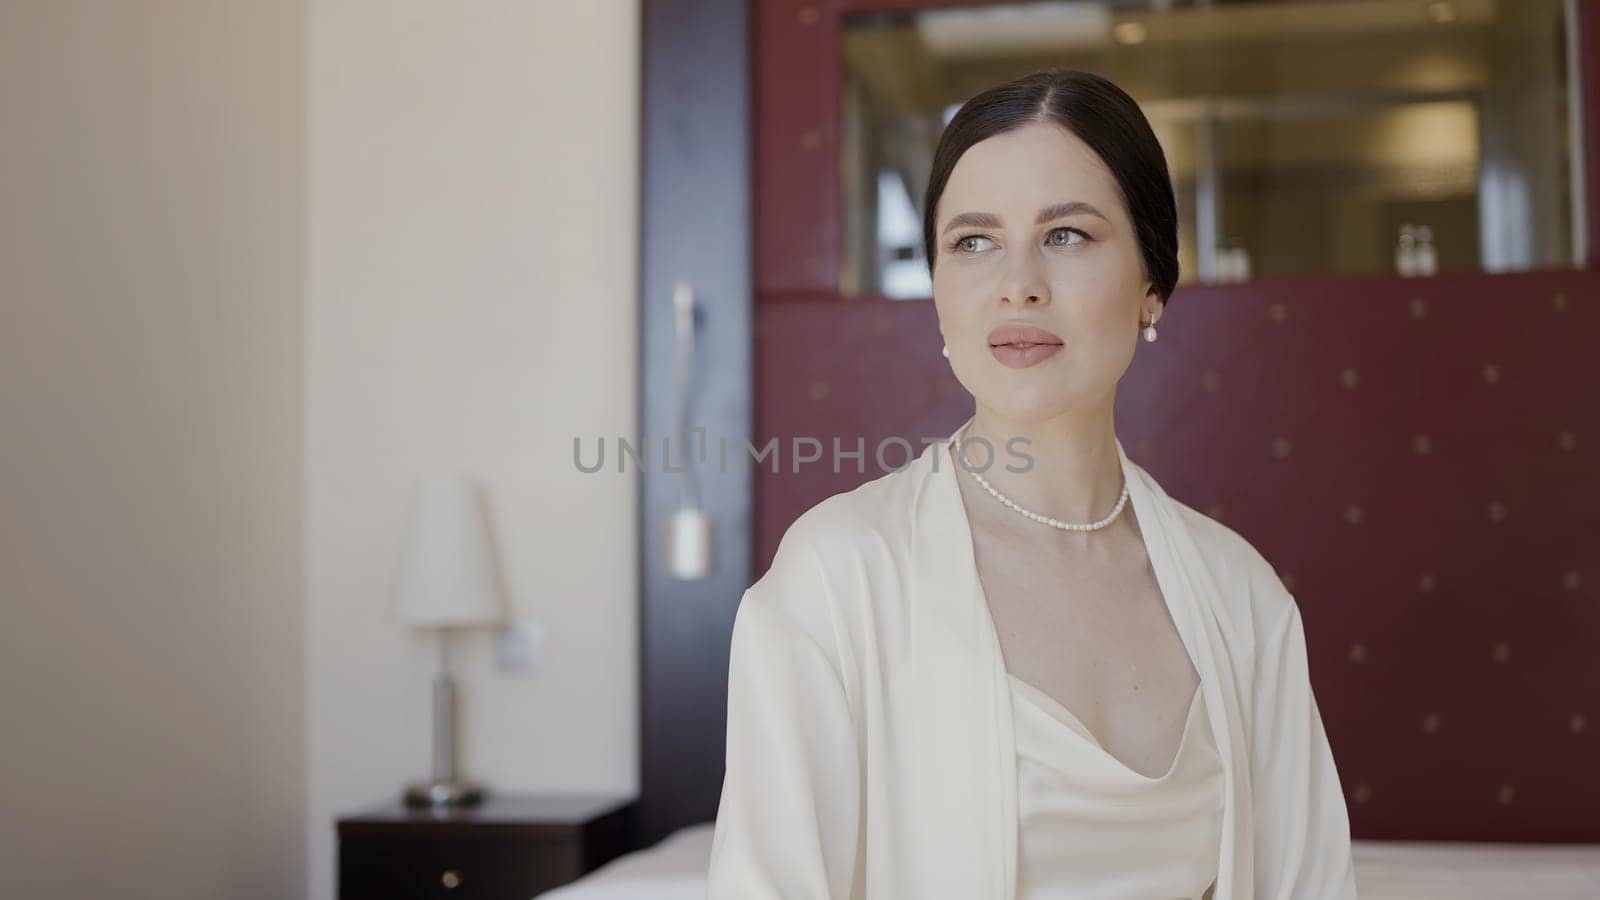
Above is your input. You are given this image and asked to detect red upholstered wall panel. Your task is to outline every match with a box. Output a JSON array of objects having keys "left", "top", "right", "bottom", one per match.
[{"left": 753, "top": 272, "right": 1599, "bottom": 841}]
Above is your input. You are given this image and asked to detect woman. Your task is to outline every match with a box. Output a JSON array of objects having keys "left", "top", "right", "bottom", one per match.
[{"left": 707, "top": 68, "right": 1358, "bottom": 900}]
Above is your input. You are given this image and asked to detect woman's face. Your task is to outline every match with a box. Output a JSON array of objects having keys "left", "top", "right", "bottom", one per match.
[{"left": 932, "top": 120, "right": 1161, "bottom": 423}]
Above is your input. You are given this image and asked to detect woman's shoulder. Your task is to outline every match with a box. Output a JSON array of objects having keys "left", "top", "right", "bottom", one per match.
[
  {"left": 732, "top": 461, "right": 926, "bottom": 685},
  {"left": 744, "top": 458, "right": 924, "bottom": 620},
  {"left": 776, "top": 455, "right": 926, "bottom": 569}
]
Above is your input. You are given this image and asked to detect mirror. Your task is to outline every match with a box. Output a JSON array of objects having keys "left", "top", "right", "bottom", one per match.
[{"left": 841, "top": 0, "right": 1584, "bottom": 298}]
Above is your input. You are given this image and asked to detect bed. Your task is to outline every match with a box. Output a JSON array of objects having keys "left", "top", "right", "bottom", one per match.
[{"left": 534, "top": 821, "right": 1600, "bottom": 898}]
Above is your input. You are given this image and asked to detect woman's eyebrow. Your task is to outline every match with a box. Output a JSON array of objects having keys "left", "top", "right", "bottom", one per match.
[
  {"left": 1036, "top": 201, "right": 1108, "bottom": 224},
  {"left": 942, "top": 201, "right": 1109, "bottom": 235}
]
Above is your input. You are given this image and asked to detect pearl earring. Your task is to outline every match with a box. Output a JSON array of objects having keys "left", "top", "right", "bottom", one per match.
[
  {"left": 942, "top": 343, "right": 950, "bottom": 358},
  {"left": 1141, "top": 319, "right": 1158, "bottom": 343}
]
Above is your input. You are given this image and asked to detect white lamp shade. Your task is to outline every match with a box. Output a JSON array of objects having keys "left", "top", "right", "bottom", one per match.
[{"left": 394, "top": 476, "right": 507, "bottom": 627}]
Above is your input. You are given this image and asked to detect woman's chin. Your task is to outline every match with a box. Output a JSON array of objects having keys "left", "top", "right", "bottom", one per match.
[{"left": 974, "top": 391, "right": 1076, "bottom": 426}]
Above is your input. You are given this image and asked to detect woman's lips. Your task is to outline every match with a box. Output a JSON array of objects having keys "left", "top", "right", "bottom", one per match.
[
  {"left": 990, "top": 342, "right": 1063, "bottom": 368},
  {"left": 987, "top": 322, "right": 1064, "bottom": 369}
]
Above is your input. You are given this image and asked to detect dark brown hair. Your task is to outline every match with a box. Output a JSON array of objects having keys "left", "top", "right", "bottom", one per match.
[{"left": 922, "top": 68, "right": 1180, "bottom": 304}]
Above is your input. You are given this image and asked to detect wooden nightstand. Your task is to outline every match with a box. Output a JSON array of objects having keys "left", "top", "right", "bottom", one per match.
[{"left": 337, "top": 792, "right": 637, "bottom": 899}]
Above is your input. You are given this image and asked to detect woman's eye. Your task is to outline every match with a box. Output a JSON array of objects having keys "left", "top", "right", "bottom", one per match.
[
  {"left": 1048, "top": 227, "right": 1087, "bottom": 246},
  {"left": 952, "top": 228, "right": 1087, "bottom": 254}
]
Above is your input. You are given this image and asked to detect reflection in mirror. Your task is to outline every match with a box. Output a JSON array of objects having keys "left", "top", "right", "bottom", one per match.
[{"left": 841, "top": 0, "right": 1583, "bottom": 299}]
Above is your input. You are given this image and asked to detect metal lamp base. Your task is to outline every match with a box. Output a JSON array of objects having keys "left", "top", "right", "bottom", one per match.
[
  {"left": 404, "top": 779, "right": 486, "bottom": 808},
  {"left": 405, "top": 631, "right": 490, "bottom": 809}
]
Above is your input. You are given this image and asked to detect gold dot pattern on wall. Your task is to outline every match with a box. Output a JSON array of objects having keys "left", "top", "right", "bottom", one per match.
[
  {"left": 870, "top": 312, "right": 893, "bottom": 334},
  {"left": 1353, "top": 783, "right": 1372, "bottom": 804},
  {"left": 1272, "top": 436, "right": 1292, "bottom": 460},
  {"left": 934, "top": 375, "right": 958, "bottom": 399},
  {"left": 1419, "top": 572, "right": 1437, "bottom": 593},
  {"left": 1488, "top": 500, "right": 1508, "bottom": 523},
  {"left": 1565, "top": 570, "right": 1582, "bottom": 591},
  {"left": 1340, "top": 368, "right": 1360, "bottom": 389},
  {"left": 798, "top": 5, "right": 819, "bottom": 25},
  {"left": 1202, "top": 371, "right": 1221, "bottom": 392},
  {"left": 809, "top": 380, "right": 829, "bottom": 401},
  {"left": 1491, "top": 642, "right": 1511, "bottom": 664},
  {"left": 800, "top": 130, "right": 821, "bottom": 151},
  {"left": 1482, "top": 363, "right": 1501, "bottom": 385},
  {"left": 1268, "top": 302, "right": 1288, "bottom": 323},
  {"left": 1409, "top": 297, "right": 1428, "bottom": 319},
  {"left": 1420, "top": 713, "right": 1441, "bottom": 734},
  {"left": 1571, "top": 713, "right": 1588, "bottom": 734},
  {"left": 1348, "top": 643, "right": 1367, "bottom": 663},
  {"left": 1552, "top": 290, "right": 1569, "bottom": 311},
  {"left": 1413, "top": 434, "right": 1432, "bottom": 456},
  {"left": 1205, "top": 504, "right": 1225, "bottom": 521},
  {"left": 1280, "top": 571, "right": 1295, "bottom": 591},
  {"left": 1497, "top": 785, "right": 1515, "bottom": 805},
  {"left": 1344, "top": 504, "right": 1364, "bottom": 525},
  {"left": 1559, "top": 430, "right": 1577, "bottom": 451}
]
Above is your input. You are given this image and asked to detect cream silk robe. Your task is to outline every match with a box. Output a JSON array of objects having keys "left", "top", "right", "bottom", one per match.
[{"left": 707, "top": 416, "right": 1359, "bottom": 900}]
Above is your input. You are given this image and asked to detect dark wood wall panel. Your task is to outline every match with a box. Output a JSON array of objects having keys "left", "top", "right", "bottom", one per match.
[{"left": 638, "top": 0, "right": 754, "bottom": 850}]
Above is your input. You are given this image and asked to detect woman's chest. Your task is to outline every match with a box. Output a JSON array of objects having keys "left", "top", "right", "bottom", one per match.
[{"left": 974, "top": 537, "right": 1202, "bottom": 780}]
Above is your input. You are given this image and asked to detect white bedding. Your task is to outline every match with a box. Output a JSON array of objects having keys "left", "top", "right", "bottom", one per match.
[
  {"left": 1350, "top": 839, "right": 1600, "bottom": 898},
  {"left": 535, "top": 822, "right": 1600, "bottom": 899}
]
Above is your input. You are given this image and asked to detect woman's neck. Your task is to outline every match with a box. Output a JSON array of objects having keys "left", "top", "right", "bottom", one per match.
[{"left": 952, "top": 405, "right": 1126, "bottom": 537}]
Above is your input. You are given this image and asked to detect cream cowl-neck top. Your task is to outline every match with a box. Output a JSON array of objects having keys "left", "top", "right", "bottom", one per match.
[{"left": 1008, "top": 672, "right": 1225, "bottom": 900}]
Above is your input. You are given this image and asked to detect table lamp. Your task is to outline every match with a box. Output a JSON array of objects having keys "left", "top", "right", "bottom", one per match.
[{"left": 394, "top": 475, "right": 507, "bottom": 807}]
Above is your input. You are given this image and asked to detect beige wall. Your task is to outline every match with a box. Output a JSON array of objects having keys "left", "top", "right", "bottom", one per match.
[
  {"left": 0, "top": 1, "right": 638, "bottom": 897},
  {"left": 0, "top": 2, "right": 309, "bottom": 899},
  {"left": 305, "top": 2, "right": 640, "bottom": 899},
  {"left": 0, "top": 3, "right": 637, "bottom": 894}
]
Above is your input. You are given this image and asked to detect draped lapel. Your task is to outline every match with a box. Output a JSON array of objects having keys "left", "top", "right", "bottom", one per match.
[
  {"left": 906, "top": 415, "right": 1015, "bottom": 899},
  {"left": 1116, "top": 434, "right": 1254, "bottom": 900},
  {"left": 907, "top": 416, "right": 1253, "bottom": 900}
]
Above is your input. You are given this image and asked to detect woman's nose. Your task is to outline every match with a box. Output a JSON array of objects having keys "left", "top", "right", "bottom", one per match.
[{"left": 1001, "top": 255, "right": 1050, "bottom": 306}]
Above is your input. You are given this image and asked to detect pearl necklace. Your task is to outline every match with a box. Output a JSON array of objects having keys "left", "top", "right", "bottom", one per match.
[{"left": 954, "top": 429, "right": 1131, "bottom": 532}]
